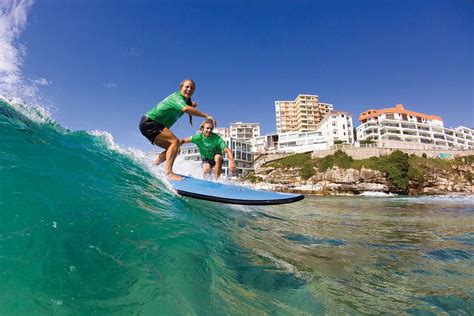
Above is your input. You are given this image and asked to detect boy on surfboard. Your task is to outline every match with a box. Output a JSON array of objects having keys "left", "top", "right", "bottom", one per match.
[{"left": 181, "top": 119, "right": 236, "bottom": 180}]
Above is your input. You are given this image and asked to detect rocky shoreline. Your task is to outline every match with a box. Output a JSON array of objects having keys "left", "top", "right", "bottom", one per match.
[{"left": 242, "top": 160, "right": 474, "bottom": 196}]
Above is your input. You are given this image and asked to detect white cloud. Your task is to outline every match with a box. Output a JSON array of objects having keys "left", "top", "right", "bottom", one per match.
[
  {"left": 31, "top": 77, "right": 51, "bottom": 86},
  {"left": 0, "top": 0, "right": 38, "bottom": 98},
  {"left": 104, "top": 82, "right": 118, "bottom": 88},
  {"left": 125, "top": 47, "right": 144, "bottom": 57}
]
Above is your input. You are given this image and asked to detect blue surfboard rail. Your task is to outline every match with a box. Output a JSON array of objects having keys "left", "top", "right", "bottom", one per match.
[{"left": 170, "top": 176, "right": 304, "bottom": 205}]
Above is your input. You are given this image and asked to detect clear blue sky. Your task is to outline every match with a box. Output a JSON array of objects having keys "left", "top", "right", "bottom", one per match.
[{"left": 2, "top": 0, "right": 473, "bottom": 151}]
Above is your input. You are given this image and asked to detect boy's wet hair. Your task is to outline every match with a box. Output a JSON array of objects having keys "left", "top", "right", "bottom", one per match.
[{"left": 200, "top": 119, "right": 215, "bottom": 131}]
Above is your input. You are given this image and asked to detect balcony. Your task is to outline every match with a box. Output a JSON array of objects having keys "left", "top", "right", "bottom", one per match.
[
  {"left": 380, "top": 117, "right": 399, "bottom": 123},
  {"left": 380, "top": 123, "right": 400, "bottom": 128},
  {"left": 384, "top": 129, "right": 401, "bottom": 135},
  {"left": 417, "top": 127, "right": 430, "bottom": 131}
]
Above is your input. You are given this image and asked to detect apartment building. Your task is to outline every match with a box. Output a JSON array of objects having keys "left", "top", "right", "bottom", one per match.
[
  {"left": 251, "top": 131, "right": 327, "bottom": 153},
  {"left": 275, "top": 94, "right": 333, "bottom": 133},
  {"left": 356, "top": 104, "right": 474, "bottom": 150},
  {"left": 179, "top": 137, "right": 253, "bottom": 177},
  {"left": 278, "top": 131, "right": 327, "bottom": 152},
  {"left": 229, "top": 122, "right": 261, "bottom": 140},
  {"left": 316, "top": 111, "right": 354, "bottom": 146},
  {"left": 213, "top": 127, "right": 230, "bottom": 138},
  {"left": 251, "top": 133, "right": 279, "bottom": 153}
]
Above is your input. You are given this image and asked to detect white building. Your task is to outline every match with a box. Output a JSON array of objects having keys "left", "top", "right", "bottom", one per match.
[
  {"left": 179, "top": 137, "right": 253, "bottom": 177},
  {"left": 252, "top": 131, "right": 328, "bottom": 153},
  {"left": 315, "top": 111, "right": 354, "bottom": 146},
  {"left": 356, "top": 104, "right": 474, "bottom": 150},
  {"left": 251, "top": 133, "right": 279, "bottom": 153},
  {"left": 213, "top": 127, "right": 230, "bottom": 138},
  {"left": 229, "top": 122, "right": 260, "bottom": 140},
  {"left": 277, "top": 131, "right": 327, "bottom": 152}
]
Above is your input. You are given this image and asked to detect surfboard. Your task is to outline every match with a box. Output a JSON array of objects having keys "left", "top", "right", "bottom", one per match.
[{"left": 170, "top": 176, "right": 304, "bottom": 205}]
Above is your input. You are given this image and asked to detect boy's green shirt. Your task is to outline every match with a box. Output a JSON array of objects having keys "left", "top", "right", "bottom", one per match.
[{"left": 190, "top": 133, "right": 228, "bottom": 160}]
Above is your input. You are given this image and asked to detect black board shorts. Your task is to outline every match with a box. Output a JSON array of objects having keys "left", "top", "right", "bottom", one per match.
[
  {"left": 139, "top": 116, "right": 166, "bottom": 144},
  {"left": 202, "top": 155, "right": 223, "bottom": 168}
]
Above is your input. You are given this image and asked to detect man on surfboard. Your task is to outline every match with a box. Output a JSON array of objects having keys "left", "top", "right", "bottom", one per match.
[
  {"left": 181, "top": 119, "right": 236, "bottom": 180},
  {"left": 139, "top": 79, "right": 216, "bottom": 180}
]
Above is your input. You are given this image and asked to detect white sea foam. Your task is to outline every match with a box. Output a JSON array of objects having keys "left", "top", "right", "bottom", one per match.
[
  {"left": 394, "top": 195, "right": 474, "bottom": 204},
  {"left": 87, "top": 130, "right": 175, "bottom": 192},
  {"left": 173, "top": 156, "right": 205, "bottom": 179},
  {"left": 0, "top": 94, "right": 52, "bottom": 124},
  {"left": 359, "top": 191, "right": 397, "bottom": 197}
]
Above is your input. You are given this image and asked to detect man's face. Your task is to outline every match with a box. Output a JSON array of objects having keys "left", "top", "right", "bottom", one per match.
[{"left": 202, "top": 123, "right": 213, "bottom": 137}]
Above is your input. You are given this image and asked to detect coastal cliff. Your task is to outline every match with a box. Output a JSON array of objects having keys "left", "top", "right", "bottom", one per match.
[{"left": 242, "top": 151, "right": 474, "bottom": 195}]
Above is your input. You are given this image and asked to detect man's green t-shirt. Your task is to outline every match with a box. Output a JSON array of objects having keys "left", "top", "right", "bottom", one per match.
[
  {"left": 191, "top": 133, "right": 228, "bottom": 160},
  {"left": 145, "top": 92, "right": 189, "bottom": 128}
]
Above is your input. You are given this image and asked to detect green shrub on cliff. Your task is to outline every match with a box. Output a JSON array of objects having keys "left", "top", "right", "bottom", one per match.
[
  {"left": 318, "top": 155, "right": 334, "bottom": 172},
  {"left": 334, "top": 150, "right": 353, "bottom": 169},
  {"left": 409, "top": 155, "right": 452, "bottom": 171},
  {"left": 300, "top": 164, "right": 315, "bottom": 180},
  {"left": 465, "top": 171, "right": 473, "bottom": 183},
  {"left": 455, "top": 155, "right": 474, "bottom": 164},
  {"left": 318, "top": 150, "right": 353, "bottom": 171},
  {"left": 267, "top": 153, "right": 315, "bottom": 180},
  {"left": 268, "top": 153, "right": 312, "bottom": 168},
  {"left": 407, "top": 165, "right": 425, "bottom": 182},
  {"left": 373, "top": 150, "right": 410, "bottom": 192}
]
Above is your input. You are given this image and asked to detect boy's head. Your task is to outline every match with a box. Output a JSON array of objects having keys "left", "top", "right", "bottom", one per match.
[{"left": 200, "top": 120, "right": 214, "bottom": 137}]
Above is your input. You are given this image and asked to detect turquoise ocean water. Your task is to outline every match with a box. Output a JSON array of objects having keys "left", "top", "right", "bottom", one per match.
[{"left": 1, "top": 98, "right": 473, "bottom": 315}]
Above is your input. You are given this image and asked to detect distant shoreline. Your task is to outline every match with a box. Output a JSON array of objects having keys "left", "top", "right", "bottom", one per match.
[{"left": 241, "top": 150, "right": 474, "bottom": 196}]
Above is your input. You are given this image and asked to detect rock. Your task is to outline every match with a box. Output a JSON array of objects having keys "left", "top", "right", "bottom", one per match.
[{"left": 245, "top": 158, "right": 474, "bottom": 195}]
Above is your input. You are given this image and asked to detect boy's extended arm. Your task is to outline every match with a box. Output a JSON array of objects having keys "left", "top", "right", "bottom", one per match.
[
  {"left": 224, "top": 147, "right": 236, "bottom": 173},
  {"left": 180, "top": 137, "right": 192, "bottom": 145}
]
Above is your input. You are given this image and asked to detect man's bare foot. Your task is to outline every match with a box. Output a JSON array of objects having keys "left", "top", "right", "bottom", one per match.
[{"left": 167, "top": 173, "right": 183, "bottom": 181}]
